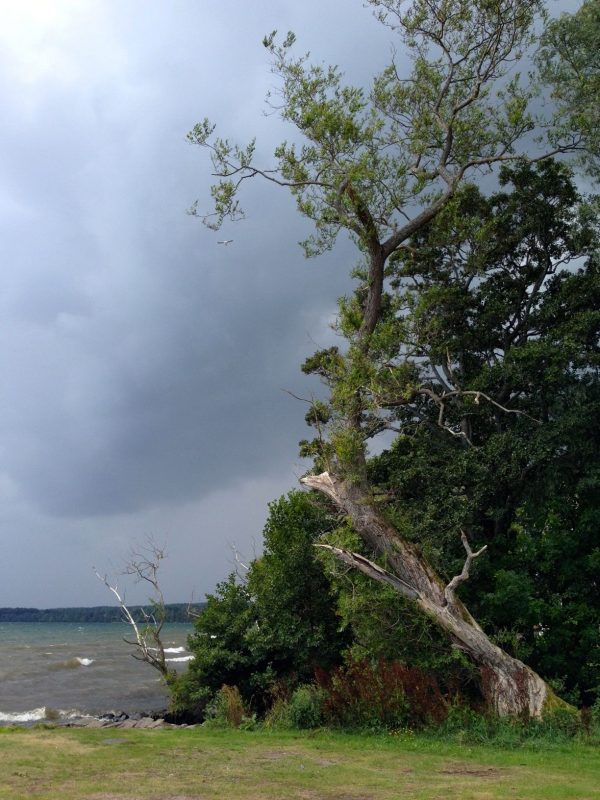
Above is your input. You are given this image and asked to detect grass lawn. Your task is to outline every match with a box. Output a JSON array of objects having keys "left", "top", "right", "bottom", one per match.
[{"left": 0, "top": 725, "right": 598, "bottom": 800}]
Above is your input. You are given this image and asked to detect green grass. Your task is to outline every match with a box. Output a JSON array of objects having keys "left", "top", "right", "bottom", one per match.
[{"left": 0, "top": 725, "right": 598, "bottom": 799}]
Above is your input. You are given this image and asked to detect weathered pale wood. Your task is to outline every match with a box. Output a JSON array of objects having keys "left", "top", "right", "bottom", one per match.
[{"left": 302, "top": 471, "right": 550, "bottom": 717}]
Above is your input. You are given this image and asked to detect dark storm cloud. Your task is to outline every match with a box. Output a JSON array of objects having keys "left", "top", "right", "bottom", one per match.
[
  {"left": 0, "top": 2, "right": 386, "bottom": 521},
  {"left": 0, "top": 1, "right": 396, "bottom": 603},
  {"left": 0, "top": 0, "right": 578, "bottom": 606}
]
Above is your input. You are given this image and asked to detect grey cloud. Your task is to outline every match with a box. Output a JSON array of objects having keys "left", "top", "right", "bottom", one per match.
[{"left": 0, "top": 0, "right": 418, "bottom": 604}]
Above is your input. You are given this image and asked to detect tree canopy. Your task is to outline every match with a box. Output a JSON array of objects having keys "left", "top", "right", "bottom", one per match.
[
  {"left": 188, "top": 0, "right": 599, "bottom": 717},
  {"left": 171, "top": 492, "right": 346, "bottom": 719},
  {"left": 538, "top": 0, "right": 600, "bottom": 177}
]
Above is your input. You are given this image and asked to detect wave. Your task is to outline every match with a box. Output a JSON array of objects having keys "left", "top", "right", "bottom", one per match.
[
  {"left": 0, "top": 707, "right": 93, "bottom": 723},
  {"left": 0, "top": 707, "right": 47, "bottom": 723},
  {"left": 164, "top": 646, "right": 185, "bottom": 654},
  {"left": 166, "top": 655, "right": 194, "bottom": 663},
  {"left": 49, "top": 656, "right": 94, "bottom": 670}
]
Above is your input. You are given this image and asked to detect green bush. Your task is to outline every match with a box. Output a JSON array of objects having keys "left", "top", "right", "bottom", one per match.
[
  {"left": 432, "top": 701, "right": 585, "bottom": 746},
  {"left": 287, "top": 685, "right": 326, "bottom": 729},
  {"left": 434, "top": 702, "right": 493, "bottom": 744},
  {"left": 589, "top": 697, "right": 600, "bottom": 732},
  {"left": 206, "top": 684, "right": 248, "bottom": 728},
  {"left": 170, "top": 492, "right": 347, "bottom": 721},
  {"left": 263, "top": 696, "right": 292, "bottom": 730},
  {"left": 529, "top": 708, "right": 582, "bottom": 740}
]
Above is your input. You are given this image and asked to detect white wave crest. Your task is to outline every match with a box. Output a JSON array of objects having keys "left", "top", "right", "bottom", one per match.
[
  {"left": 166, "top": 655, "right": 194, "bottom": 663},
  {"left": 62, "top": 709, "right": 95, "bottom": 720},
  {"left": 164, "top": 646, "right": 185, "bottom": 654},
  {"left": 0, "top": 707, "right": 47, "bottom": 723},
  {"left": 0, "top": 707, "right": 93, "bottom": 724},
  {"left": 49, "top": 656, "right": 94, "bottom": 671}
]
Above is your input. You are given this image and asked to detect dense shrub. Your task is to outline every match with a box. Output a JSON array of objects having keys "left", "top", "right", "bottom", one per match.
[
  {"left": 169, "top": 575, "right": 258, "bottom": 720},
  {"left": 206, "top": 684, "right": 249, "bottom": 728},
  {"left": 315, "top": 657, "right": 446, "bottom": 731},
  {"left": 170, "top": 491, "right": 347, "bottom": 721},
  {"left": 431, "top": 701, "right": 587, "bottom": 746},
  {"left": 590, "top": 697, "right": 600, "bottom": 734},
  {"left": 287, "top": 685, "right": 327, "bottom": 729}
]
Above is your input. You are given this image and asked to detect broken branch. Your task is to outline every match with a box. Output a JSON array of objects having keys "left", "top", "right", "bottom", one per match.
[
  {"left": 315, "top": 543, "right": 419, "bottom": 601},
  {"left": 444, "top": 531, "right": 487, "bottom": 607}
]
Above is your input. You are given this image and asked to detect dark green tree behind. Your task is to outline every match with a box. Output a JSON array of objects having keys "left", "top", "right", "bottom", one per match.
[
  {"left": 246, "top": 492, "right": 348, "bottom": 684},
  {"left": 190, "top": 0, "right": 595, "bottom": 717},
  {"left": 172, "top": 167, "right": 600, "bottom": 715},
  {"left": 170, "top": 575, "right": 257, "bottom": 718},
  {"left": 171, "top": 492, "right": 346, "bottom": 719},
  {"left": 353, "top": 161, "right": 600, "bottom": 705}
]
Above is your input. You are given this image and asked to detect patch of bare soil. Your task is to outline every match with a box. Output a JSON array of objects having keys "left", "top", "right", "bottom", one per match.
[
  {"left": 88, "top": 795, "right": 206, "bottom": 800},
  {"left": 256, "top": 748, "right": 303, "bottom": 760},
  {"left": 296, "top": 789, "right": 377, "bottom": 800},
  {"left": 297, "top": 793, "right": 377, "bottom": 800},
  {"left": 257, "top": 749, "right": 341, "bottom": 767},
  {"left": 439, "top": 763, "right": 503, "bottom": 778},
  {"left": 310, "top": 756, "right": 339, "bottom": 766},
  {"left": 87, "top": 795, "right": 144, "bottom": 799},
  {"left": 24, "top": 732, "right": 94, "bottom": 755}
]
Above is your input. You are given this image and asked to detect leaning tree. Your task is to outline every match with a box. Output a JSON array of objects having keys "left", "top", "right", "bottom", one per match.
[{"left": 188, "top": 0, "right": 594, "bottom": 716}]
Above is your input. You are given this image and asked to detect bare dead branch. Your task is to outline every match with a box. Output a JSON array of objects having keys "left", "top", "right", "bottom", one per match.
[
  {"left": 227, "top": 542, "right": 251, "bottom": 584},
  {"left": 93, "top": 540, "right": 174, "bottom": 680},
  {"left": 93, "top": 569, "right": 145, "bottom": 649},
  {"left": 444, "top": 530, "right": 488, "bottom": 607},
  {"left": 315, "top": 543, "right": 419, "bottom": 601},
  {"left": 281, "top": 388, "right": 313, "bottom": 404}
]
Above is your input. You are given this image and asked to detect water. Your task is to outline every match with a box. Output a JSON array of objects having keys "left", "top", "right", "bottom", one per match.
[{"left": 0, "top": 622, "right": 193, "bottom": 723}]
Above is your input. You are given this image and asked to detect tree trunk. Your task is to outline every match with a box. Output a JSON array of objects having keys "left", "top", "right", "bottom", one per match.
[{"left": 301, "top": 471, "right": 558, "bottom": 717}]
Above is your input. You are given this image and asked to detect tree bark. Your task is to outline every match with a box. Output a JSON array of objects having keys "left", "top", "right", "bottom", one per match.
[{"left": 301, "top": 471, "right": 556, "bottom": 717}]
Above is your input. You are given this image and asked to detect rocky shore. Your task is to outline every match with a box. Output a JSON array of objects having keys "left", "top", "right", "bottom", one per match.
[
  {"left": 64, "top": 711, "right": 197, "bottom": 729},
  {"left": 1, "top": 710, "right": 197, "bottom": 730}
]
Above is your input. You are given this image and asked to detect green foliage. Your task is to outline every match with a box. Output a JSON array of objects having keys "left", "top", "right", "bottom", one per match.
[
  {"left": 537, "top": 0, "right": 600, "bottom": 177},
  {"left": 181, "top": 161, "right": 600, "bottom": 723},
  {"left": 205, "top": 685, "right": 249, "bottom": 728},
  {"left": 286, "top": 684, "right": 327, "bottom": 730},
  {"left": 0, "top": 605, "right": 195, "bottom": 623},
  {"left": 187, "top": 0, "right": 600, "bottom": 718},
  {"left": 357, "top": 161, "right": 600, "bottom": 705},
  {"left": 317, "top": 518, "right": 476, "bottom": 693},
  {"left": 246, "top": 492, "right": 348, "bottom": 684},
  {"left": 170, "top": 492, "right": 347, "bottom": 720},
  {"left": 431, "top": 702, "right": 586, "bottom": 746},
  {"left": 169, "top": 575, "right": 257, "bottom": 718},
  {"left": 191, "top": 0, "right": 572, "bottom": 260},
  {"left": 590, "top": 697, "right": 600, "bottom": 734}
]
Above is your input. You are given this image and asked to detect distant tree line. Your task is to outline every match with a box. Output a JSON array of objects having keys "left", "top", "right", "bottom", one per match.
[{"left": 0, "top": 604, "right": 199, "bottom": 624}]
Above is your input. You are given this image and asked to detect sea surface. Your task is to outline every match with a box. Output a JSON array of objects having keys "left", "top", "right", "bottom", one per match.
[{"left": 0, "top": 622, "right": 193, "bottom": 724}]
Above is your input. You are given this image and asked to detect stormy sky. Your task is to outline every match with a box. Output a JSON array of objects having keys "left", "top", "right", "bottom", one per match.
[
  {"left": 0, "top": 1, "right": 578, "bottom": 607},
  {"left": 0, "top": 1, "right": 395, "bottom": 607}
]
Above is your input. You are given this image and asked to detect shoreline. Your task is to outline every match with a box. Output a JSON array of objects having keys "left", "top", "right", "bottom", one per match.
[
  {"left": 1, "top": 708, "right": 195, "bottom": 730},
  {"left": 0, "top": 621, "right": 192, "bottom": 726}
]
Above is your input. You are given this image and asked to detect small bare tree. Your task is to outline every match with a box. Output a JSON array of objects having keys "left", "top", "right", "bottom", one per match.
[{"left": 94, "top": 539, "right": 173, "bottom": 681}]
